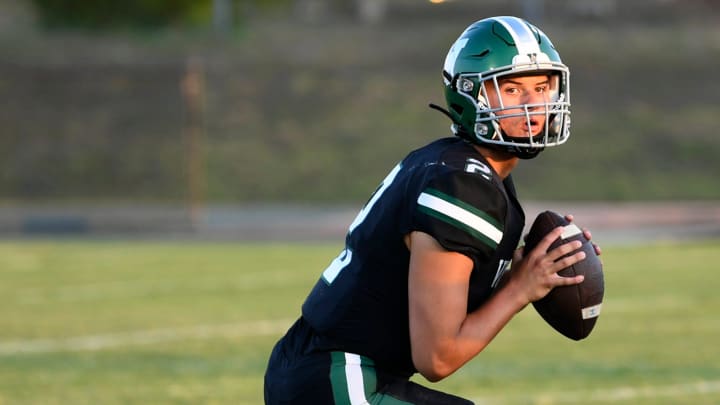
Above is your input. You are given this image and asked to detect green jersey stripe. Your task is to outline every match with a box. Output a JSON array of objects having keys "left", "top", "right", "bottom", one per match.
[
  {"left": 418, "top": 205, "right": 500, "bottom": 249},
  {"left": 422, "top": 188, "right": 503, "bottom": 230},
  {"left": 418, "top": 190, "right": 503, "bottom": 245}
]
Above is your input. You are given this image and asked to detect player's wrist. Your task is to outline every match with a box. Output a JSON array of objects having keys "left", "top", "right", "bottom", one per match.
[{"left": 497, "top": 276, "right": 532, "bottom": 313}]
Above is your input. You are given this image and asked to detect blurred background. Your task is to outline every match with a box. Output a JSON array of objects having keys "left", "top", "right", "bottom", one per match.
[
  {"left": 1, "top": 3, "right": 719, "bottom": 404},
  {"left": 1, "top": 0, "right": 719, "bottom": 240}
]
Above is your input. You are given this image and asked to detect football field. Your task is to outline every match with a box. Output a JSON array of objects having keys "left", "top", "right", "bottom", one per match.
[{"left": 0, "top": 239, "right": 718, "bottom": 404}]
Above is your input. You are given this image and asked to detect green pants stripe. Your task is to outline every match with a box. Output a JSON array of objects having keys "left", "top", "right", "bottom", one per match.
[{"left": 330, "top": 351, "right": 413, "bottom": 405}]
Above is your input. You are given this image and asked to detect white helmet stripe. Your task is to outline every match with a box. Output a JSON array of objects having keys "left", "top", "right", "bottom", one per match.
[{"left": 493, "top": 16, "right": 541, "bottom": 57}]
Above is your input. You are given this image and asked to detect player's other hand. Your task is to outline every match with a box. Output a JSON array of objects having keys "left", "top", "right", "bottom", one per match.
[{"left": 564, "top": 214, "right": 602, "bottom": 256}]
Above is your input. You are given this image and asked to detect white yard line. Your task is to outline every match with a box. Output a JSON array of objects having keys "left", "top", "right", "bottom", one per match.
[
  {"left": 473, "top": 380, "right": 720, "bottom": 403},
  {"left": 14, "top": 271, "right": 301, "bottom": 305},
  {"left": 0, "top": 318, "right": 293, "bottom": 355},
  {"left": 4, "top": 319, "right": 719, "bottom": 403}
]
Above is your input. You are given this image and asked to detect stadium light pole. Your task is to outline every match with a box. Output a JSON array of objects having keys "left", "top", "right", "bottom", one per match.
[
  {"left": 213, "top": 0, "right": 233, "bottom": 34},
  {"left": 181, "top": 57, "right": 207, "bottom": 232}
]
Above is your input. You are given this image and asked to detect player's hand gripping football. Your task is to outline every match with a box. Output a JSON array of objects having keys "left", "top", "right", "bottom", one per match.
[{"left": 506, "top": 215, "right": 601, "bottom": 306}]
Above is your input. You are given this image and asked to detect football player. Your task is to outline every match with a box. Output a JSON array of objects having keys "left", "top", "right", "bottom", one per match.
[{"left": 265, "top": 16, "right": 598, "bottom": 404}]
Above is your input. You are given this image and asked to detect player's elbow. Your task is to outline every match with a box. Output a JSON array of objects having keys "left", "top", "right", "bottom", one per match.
[
  {"left": 412, "top": 352, "right": 456, "bottom": 382},
  {"left": 419, "top": 368, "right": 450, "bottom": 383}
]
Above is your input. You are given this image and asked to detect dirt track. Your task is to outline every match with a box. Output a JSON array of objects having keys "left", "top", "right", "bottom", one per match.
[
  {"left": 2, "top": 202, "right": 716, "bottom": 245},
  {"left": 217, "top": 201, "right": 720, "bottom": 245},
  {"left": 522, "top": 201, "right": 720, "bottom": 245}
]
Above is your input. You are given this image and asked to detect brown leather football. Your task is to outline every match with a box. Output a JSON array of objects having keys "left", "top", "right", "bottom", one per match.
[{"left": 523, "top": 211, "right": 604, "bottom": 340}]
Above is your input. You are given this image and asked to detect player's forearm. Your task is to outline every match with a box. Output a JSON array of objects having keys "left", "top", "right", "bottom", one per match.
[
  {"left": 414, "top": 282, "right": 528, "bottom": 382},
  {"left": 460, "top": 279, "right": 529, "bottom": 347}
]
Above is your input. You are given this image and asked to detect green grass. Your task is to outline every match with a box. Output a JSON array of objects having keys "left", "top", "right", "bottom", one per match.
[{"left": 0, "top": 239, "right": 719, "bottom": 404}]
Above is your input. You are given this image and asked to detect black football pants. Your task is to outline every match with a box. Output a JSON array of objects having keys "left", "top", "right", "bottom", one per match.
[{"left": 264, "top": 318, "right": 474, "bottom": 404}]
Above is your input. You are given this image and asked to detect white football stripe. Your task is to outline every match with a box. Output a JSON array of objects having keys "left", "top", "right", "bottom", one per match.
[
  {"left": 418, "top": 192, "right": 503, "bottom": 244},
  {"left": 582, "top": 303, "right": 603, "bottom": 320},
  {"left": 561, "top": 223, "right": 582, "bottom": 239}
]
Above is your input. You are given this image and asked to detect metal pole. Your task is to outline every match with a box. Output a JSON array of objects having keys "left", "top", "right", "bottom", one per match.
[
  {"left": 181, "top": 57, "right": 206, "bottom": 231},
  {"left": 213, "top": 0, "right": 233, "bottom": 35}
]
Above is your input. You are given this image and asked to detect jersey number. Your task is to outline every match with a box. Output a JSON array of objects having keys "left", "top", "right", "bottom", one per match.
[
  {"left": 465, "top": 158, "right": 492, "bottom": 180},
  {"left": 322, "top": 164, "right": 402, "bottom": 284}
]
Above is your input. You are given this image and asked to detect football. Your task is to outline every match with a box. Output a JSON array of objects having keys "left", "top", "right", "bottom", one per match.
[{"left": 523, "top": 210, "right": 604, "bottom": 340}]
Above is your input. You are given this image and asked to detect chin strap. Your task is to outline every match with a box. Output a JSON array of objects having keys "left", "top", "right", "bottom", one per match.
[
  {"left": 428, "top": 103, "right": 471, "bottom": 138},
  {"left": 511, "top": 146, "right": 543, "bottom": 160},
  {"left": 429, "top": 102, "right": 543, "bottom": 159},
  {"left": 428, "top": 103, "right": 456, "bottom": 124}
]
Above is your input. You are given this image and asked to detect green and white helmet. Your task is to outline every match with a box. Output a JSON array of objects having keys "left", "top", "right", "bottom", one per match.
[{"left": 441, "top": 16, "right": 571, "bottom": 159}]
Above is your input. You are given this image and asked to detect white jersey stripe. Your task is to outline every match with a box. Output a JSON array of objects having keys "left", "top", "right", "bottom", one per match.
[
  {"left": 418, "top": 192, "right": 503, "bottom": 244},
  {"left": 344, "top": 352, "right": 370, "bottom": 405},
  {"left": 493, "top": 16, "right": 541, "bottom": 57}
]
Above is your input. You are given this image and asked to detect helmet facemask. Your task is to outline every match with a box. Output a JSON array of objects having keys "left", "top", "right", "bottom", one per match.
[{"left": 456, "top": 65, "right": 571, "bottom": 158}]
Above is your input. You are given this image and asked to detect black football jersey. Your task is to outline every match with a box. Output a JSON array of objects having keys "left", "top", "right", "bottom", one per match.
[{"left": 301, "top": 137, "right": 525, "bottom": 376}]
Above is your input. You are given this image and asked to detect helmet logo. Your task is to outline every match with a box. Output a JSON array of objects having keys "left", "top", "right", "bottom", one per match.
[
  {"left": 512, "top": 51, "right": 551, "bottom": 65},
  {"left": 474, "top": 123, "right": 489, "bottom": 136}
]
